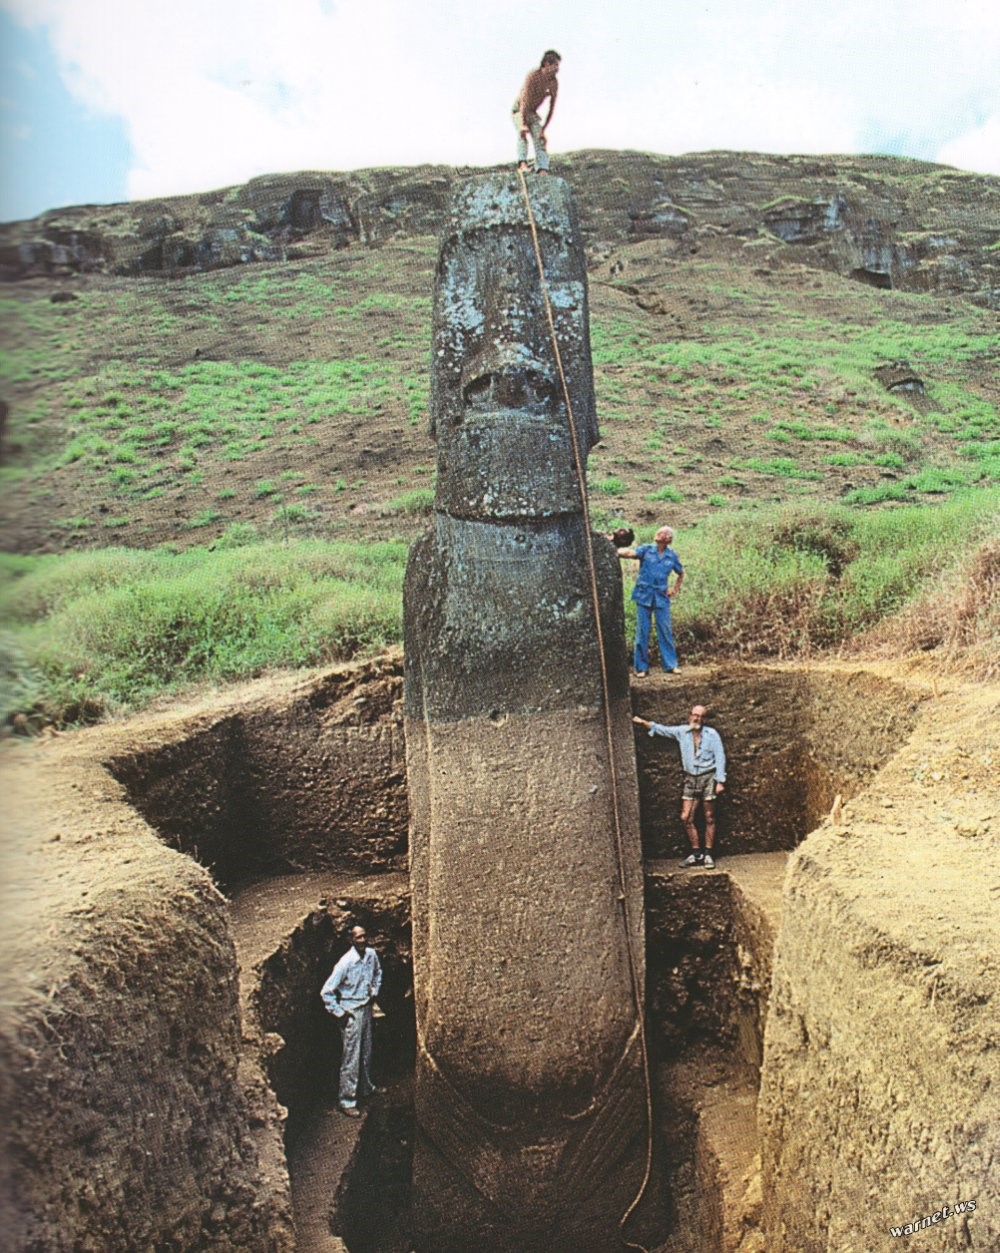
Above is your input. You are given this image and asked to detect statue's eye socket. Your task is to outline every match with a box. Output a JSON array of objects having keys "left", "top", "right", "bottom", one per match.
[
  {"left": 463, "top": 376, "right": 492, "bottom": 407},
  {"left": 462, "top": 373, "right": 555, "bottom": 412}
]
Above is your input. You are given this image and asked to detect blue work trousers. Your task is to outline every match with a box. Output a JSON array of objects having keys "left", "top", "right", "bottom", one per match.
[
  {"left": 338, "top": 1003, "right": 375, "bottom": 1107},
  {"left": 634, "top": 599, "right": 678, "bottom": 672}
]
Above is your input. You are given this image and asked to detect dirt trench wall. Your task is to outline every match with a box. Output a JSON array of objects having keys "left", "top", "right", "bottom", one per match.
[
  {"left": 758, "top": 684, "right": 999, "bottom": 1252},
  {"left": 0, "top": 753, "right": 294, "bottom": 1251},
  {"left": 249, "top": 881, "right": 413, "bottom": 1127},
  {"left": 109, "top": 657, "right": 407, "bottom": 888},
  {"left": 1, "top": 658, "right": 414, "bottom": 1252},
  {"left": 110, "top": 661, "right": 920, "bottom": 893},
  {"left": 645, "top": 863, "right": 778, "bottom": 1081},
  {"left": 633, "top": 668, "right": 922, "bottom": 856},
  {"left": 645, "top": 870, "right": 744, "bottom": 1052}
]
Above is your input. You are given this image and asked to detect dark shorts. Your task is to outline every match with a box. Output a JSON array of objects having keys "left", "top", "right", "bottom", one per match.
[{"left": 683, "top": 771, "right": 717, "bottom": 801}]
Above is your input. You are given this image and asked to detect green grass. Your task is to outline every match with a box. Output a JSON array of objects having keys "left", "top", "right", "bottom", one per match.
[
  {"left": 585, "top": 305, "right": 997, "bottom": 487},
  {"left": 3, "top": 489, "right": 997, "bottom": 727},
  {"left": 2, "top": 257, "right": 995, "bottom": 552},
  {"left": 386, "top": 486, "right": 435, "bottom": 514},
  {"left": 0, "top": 540, "right": 407, "bottom": 725},
  {"left": 740, "top": 457, "right": 822, "bottom": 480},
  {"left": 656, "top": 488, "right": 999, "bottom": 658},
  {"left": 646, "top": 484, "right": 685, "bottom": 503},
  {"left": 185, "top": 509, "right": 223, "bottom": 529},
  {"left": 273, "top": 503, "right": 317, "bottom": 524}
]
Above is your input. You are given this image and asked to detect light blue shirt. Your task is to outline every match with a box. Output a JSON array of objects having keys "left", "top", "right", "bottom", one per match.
[
  {"left": 647, "top": 722, "right": 726, "bottom": 783},
  {"left": 321, "top": 945, "right": 382, "bottom": 1018}
]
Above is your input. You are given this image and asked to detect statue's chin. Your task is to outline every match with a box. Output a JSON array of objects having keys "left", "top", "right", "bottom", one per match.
[{"left": 436, "top": 417, "right": 583, "bottom": 519}]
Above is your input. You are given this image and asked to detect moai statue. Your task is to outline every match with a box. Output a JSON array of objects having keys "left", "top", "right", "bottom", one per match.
[{"left": 404, "top": 174, "right": 646, "bottom": 1251}]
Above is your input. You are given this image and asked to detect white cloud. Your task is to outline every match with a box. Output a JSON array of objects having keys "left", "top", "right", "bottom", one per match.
[
  {"left": 3, "top": 0, "right": 999, "bottom": 205},
  {"left": 937, "top": 115, "right": 1000, "bottom": 176}
]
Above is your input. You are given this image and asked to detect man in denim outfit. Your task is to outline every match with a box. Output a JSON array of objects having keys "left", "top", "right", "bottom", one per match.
[
  {"left": 618, "top": 525, "right": 684, "bottom": 676},
  {"left": 513, "top": 50, "right": 560, "bottom": 173}
]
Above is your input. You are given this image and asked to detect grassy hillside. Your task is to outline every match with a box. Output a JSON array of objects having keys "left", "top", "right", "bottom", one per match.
[
  {"left": 0, "top": 153, "right": 997, "bottom": 725},
  {"left": 2, "top": 490, "right": 996, "bottom": 728},
  {"left": 1, "top": 198, "right": 996, "bottom": 554}
]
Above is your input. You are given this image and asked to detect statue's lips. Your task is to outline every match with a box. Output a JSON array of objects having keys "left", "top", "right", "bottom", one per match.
[
  {"left": 437, "top": 412, "right": 584, "bottom": 517},
  {"left": 453, "top": 407, "right": 571, "bottom": 434},
  {"left": 444, "top": 414, "right": 577, "bottom": 485}
]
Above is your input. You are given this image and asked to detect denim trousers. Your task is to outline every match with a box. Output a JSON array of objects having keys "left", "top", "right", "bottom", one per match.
[
  {"left": 338, "top": 1002, "right": 375, "bottom": 1107},
  {"left": 513, "top": 108, "right": 549, "bottom": 170},
  {"left": 633, "top": 599, "right": 678, "bottom": 672}
]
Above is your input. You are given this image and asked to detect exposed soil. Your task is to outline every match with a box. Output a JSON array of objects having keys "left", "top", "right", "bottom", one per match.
[{"left": 1, "top": 654, "right": 996, "bottom": 1250}]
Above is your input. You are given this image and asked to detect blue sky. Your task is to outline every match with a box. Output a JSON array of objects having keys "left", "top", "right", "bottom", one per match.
[
  {"left": 1, "top": 12, "right": 130, "bottom": 218},
  {"left": 2, "top": 0, "right": 998, "bottom": 223}
]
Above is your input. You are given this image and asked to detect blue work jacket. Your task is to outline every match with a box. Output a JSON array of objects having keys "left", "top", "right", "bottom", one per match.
[
  {"left": 321, "top": 945, "right": 382, "bottom": 1018},
  {"left": 647, "top": 722, "right": 727, "bottom": 782},
  {"left": 631, "top": 544, "right": 684, "bottom": 609}
]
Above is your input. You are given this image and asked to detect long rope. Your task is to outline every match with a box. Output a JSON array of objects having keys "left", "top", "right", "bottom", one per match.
[{"left": 517, "top": 166, "right": 654, "bottom": 1252}]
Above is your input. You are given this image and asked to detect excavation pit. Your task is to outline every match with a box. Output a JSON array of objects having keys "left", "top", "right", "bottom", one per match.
[
  {"left": 103, "top": 657, "right": 920, "bottom": 1249},
  {"left": 6, "top": 656, "right": 996, "bottom": 1251},
  {"left": 108, "top": 661, "right": 921, "bottom": 888}
]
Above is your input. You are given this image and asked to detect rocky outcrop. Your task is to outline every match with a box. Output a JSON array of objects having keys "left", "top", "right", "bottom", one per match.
[{"left": 1, "top": 152, "right": 997, "bottom": 306}]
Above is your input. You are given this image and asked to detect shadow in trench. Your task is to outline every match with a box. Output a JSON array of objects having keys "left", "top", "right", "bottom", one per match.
[{"left": 286, "top": 1077, "right": 415, "bottom": 1253}]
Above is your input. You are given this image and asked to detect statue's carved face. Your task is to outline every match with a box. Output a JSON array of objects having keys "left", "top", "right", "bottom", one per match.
[{"left": 430, "top": 178, "right": 597, "bottom": 521}]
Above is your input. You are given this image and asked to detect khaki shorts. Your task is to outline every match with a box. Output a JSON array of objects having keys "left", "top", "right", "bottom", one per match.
[{"left": 683, "top": 771, "right": 717, "bottom": 801}]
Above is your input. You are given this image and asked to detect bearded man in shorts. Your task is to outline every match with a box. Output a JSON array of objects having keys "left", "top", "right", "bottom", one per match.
[{"left": 633, "top": 704, "right": 726, "bottom": 868}]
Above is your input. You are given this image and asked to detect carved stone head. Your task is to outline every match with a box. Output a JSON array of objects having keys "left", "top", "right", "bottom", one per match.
[{"left": 430, "top": 175, "right": 597, "bottom": 520}]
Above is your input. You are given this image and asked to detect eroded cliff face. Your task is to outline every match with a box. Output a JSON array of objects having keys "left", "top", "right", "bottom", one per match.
[
  {"left": 2, "top": 152, "right": 997, "bottom": 307},
  {"left": 403, "top": 173, "right": 647, "bottom": 1250}
]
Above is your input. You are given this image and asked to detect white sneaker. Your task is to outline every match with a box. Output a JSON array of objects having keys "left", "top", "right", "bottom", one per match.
[{"left": 702, "top": 853, "right": 716, "bottom": 869}]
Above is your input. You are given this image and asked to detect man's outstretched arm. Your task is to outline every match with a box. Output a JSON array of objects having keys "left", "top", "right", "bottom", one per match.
[{"left": 633, "top": 716, "right": 683, "bottom": 740}]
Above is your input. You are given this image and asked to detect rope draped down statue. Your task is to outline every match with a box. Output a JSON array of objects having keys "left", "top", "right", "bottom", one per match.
[{"left": 403, "top": 171, "right": 651, "bottom": 1252}]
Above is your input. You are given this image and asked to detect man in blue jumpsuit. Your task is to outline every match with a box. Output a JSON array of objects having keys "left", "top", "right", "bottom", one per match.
[
  {"left": 321, "top": 925, "right": 382, "bottom": 1117},
  {"left": 617, "top": 525, "right": 684, "bottom": 676}
]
